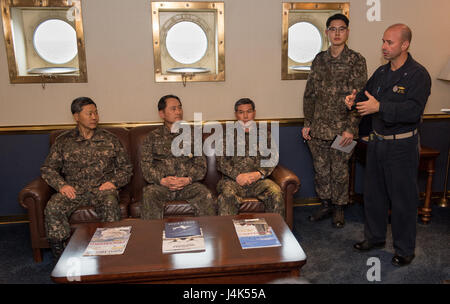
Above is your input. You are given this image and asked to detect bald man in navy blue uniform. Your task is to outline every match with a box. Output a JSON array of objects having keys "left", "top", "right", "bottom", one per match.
[{"left": 345, "top": 24, "right": 431, "bottom": 267}]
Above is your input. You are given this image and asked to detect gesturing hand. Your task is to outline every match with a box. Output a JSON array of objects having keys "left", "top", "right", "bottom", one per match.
[
  {"left": 345, "top": 89, "right": 357, "bottom": 110},
  {"left": 356, "top": 91, "right": 380, "bottom": 116}
]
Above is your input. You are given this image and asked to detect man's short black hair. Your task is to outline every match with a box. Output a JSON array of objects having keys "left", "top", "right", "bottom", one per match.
[
  {"left": 234, "top": 98, "right": 255, "bottom": 112},
  {"left": 71, "top": 97, "right": 96, "bottom": 114},
  {"left": 326, "top": 13, "right": 349, "bottom": 28},
  {"left": 158, "top": 94, "right": 181, "bottom": 111}
]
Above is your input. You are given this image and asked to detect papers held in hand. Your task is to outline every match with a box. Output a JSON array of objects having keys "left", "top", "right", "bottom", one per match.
[{"left": 331, "top": 135, "right": 357, "bottom": 154}]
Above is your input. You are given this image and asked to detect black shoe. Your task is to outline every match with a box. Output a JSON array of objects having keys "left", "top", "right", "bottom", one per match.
[
  {"left": 391, "top": 254, "right": 415, "bottom": 267},
  {"left": 332, "top": 205, "right": 345, "bottom": 228},
  {"left": 48, "top": 239, "right": 66, "bottom": 264},
  {"left": 353, "top": 240, "right": 386, "bottom": 252},
  {"left": 308, "top": 200, "right": 332, "bottom": 222}
]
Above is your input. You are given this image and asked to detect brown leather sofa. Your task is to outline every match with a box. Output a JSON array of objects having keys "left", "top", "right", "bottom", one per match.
[{"left": 18, "top": 125, "right": 301, "bottom": 262}]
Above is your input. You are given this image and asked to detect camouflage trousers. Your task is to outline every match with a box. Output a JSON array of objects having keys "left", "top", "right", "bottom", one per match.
[
  {"left": 307, "top": 137, "right": 353, "bottom": 205},
  {"left": 141, "top": 182, "right": 216, "bottom": 220},
  {"left": 217, "top": 179, "right": 284, "bottom": 216},
  {"left": 44, "top": 189, "right": 120, "bottom": 241}
]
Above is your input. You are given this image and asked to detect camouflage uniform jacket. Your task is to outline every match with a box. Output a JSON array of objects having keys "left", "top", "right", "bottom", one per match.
[
  {"left": 304, "top": 45, "right": 368, "bottom": 140},
  {"left": 141, "top": 125, "right": 207, "bottom": 185},
  {"left": 41, "top": 128, "right": 133, "bottom": 193},
  {"left": 217, "top": 126, "right": 278, "bottom": 181}
]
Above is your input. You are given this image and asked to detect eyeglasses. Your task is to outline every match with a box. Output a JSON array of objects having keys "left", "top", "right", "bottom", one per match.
[{"left": 327, "top": 26, "right": 348, "bottom": 33}]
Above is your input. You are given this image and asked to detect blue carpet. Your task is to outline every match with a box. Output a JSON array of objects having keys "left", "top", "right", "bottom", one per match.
[
  {"left": 293, "top": 203, "right": 450, "bottom": 284},
  {"left": 0, "top": 203, "right": 448, "bottom": 284},
  {"left": 0, "top": 224, "right": 53, "bottom": 284}
]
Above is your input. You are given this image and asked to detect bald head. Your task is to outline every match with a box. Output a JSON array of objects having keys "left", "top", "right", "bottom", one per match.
[
  {"left": 386, "top": 23, "right": 412, "bottom": 44},
  {"left": 382, "top": 23, "right": 412, "bottom": 65}
]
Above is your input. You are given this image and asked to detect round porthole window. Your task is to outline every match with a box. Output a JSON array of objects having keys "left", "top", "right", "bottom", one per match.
[
  {"left": 33, "top": 19, "right": 78, "bottom": 64},
  {"left": 288, "top": 22, "right": 322, "bottom": 63},
  {"left": 165, "top": 21, "right": 208, "bottom": 65}
]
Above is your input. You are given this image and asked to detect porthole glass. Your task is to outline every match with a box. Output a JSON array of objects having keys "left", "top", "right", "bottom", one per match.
[
  {"left": 166, "top": 21, "right": 208, "bottom": 64},
  {"left": 288, "top": 22, "right": 322, "bottom": 63},
  {"left": 33, "top": 19, "right": 78, "bottom": 64}
]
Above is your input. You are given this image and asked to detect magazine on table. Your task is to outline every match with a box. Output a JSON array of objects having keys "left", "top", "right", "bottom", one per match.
[
  {"left": 164, "top": 220, "right": 201, "bottom": 238},
  {"left": 83, "top": 226, "right": 132, "bottom": 256},
  {"left": 162, "top": 228, "right": 205, "bottom": 254},
  {"left": 233, "top": 218, "right": 281, "bottom": 249}
]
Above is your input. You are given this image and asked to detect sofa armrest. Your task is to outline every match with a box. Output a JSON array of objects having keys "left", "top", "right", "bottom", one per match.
[
  {"left": 270, "top": 165, "right": 301, "bottom": 194},
  {"left": 18, "top": 177, "right": 54, "bottom": 211},
  {"left": 18, "top": 177, "right": 55, "bottom": 259},
  {"left": 269, "top": 165, "right": 301, "bottom": 230}
]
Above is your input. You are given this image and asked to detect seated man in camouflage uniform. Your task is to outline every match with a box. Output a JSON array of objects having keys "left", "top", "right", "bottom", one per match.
[
  {"left": 140, "top": 95, "right": 216, "bottom": 219},
  {"left": 216, "top": 98, "right": 284, "bottom": 217},
  {"left": 41, "top": 97, "right": 133, "bottom": 261}
]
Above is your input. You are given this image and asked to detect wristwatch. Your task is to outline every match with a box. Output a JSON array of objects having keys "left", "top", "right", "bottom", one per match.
[{"left": 258, "top": 171, "right": 265, "bottom": 180}]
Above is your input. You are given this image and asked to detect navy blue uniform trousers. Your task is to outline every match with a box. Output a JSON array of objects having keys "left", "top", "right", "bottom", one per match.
[{"left": 364, "top": 134, "right": 420, "bottom": 257}]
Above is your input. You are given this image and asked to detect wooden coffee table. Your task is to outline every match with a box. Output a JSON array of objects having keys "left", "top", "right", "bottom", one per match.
[{"left": 50, "top": 213, "right": 307, "bottom": 283}]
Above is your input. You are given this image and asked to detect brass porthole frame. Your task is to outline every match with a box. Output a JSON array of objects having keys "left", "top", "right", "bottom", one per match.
[
  {"left": 281, "top": 2, "right": 350, "bottom": 80},
  {"left": 0, "top": 0, "right": 87, "bottom": 84},
  {"left": 151, "top": 1, "right": 225, "bottom": 84}
]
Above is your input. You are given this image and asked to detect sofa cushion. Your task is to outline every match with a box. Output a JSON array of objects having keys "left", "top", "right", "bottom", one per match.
[
  {"left": 129, "top": 197, "right": 265, "bottom": 218},
  {"left": 164, "top": 201, "right": 196, "bottom": 217},
  {"left": 128, "top": 201, "right": 195, "bottom": 218},
  {"left": 68, "top": 202, "right": 129, "bottom": 223},
  {"left": 239, "top": 198, "right": 266, "bottom": 213}
]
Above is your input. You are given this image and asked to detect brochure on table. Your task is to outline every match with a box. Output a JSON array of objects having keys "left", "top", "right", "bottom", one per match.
[
  {"left": 83, "top": 226, "right": 132, "bottom": 256},
  {"left": 162, "top": 220, "right": 205, "bottom": 253},
  {"left": 233, "top": 218, "right": 281, "bottom": 249},
  {"left": 164, "top": 220, "right": 201, "bottom": 238}
]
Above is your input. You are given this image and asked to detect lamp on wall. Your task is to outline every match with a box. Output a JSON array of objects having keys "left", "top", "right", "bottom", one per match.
[
  {"left": 437, "top": 58, "right": 450, "bottom": 208},
  {"left": 437, "top": 59, "right": 450, "bottom": 81}
]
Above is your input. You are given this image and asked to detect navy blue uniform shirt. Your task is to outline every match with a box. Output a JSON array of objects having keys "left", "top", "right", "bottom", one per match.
[{"left": 355, "top": 53, "right": 431, "bottom": 135}]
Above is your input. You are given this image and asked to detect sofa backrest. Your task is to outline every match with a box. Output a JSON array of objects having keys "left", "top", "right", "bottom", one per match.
[
  {"left": 202, "top": 131, "right": 221, "bottom": 196},
  {"left": 128, "top": 125, "right": 159, "bottom": 204}
]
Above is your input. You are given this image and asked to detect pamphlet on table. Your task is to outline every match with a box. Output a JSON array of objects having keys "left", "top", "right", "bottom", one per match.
[
  {"left": 162, "top": 220, "right": 205, "bottom": 253},
  {"left": 83, "top": 226, "right": 131, "bottom": 256},
  {"left": 233, "top": 218, "right": 281, "bottom": 249}
]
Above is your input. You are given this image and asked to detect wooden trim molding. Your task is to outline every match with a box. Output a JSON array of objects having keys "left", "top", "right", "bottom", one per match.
[
  {"left": 0, "top": 114, "right": 448, "bottom": 134},
  {"left": 0, "top": 214, "right": 29, "bottom": 224}
]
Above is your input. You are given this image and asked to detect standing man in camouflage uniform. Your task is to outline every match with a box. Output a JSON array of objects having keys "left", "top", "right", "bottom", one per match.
[
  {"left": 302, "top": 14, "right": 367, "bottom": 228},
  {"left": 216, "top": 98, "right": 284, "bottom": 217},
  {"left": 140, "top": 95, "right": 216, "bottom": 219},
  {"left": 41, "top": 97, "right": 133, "bottom": 261}
]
